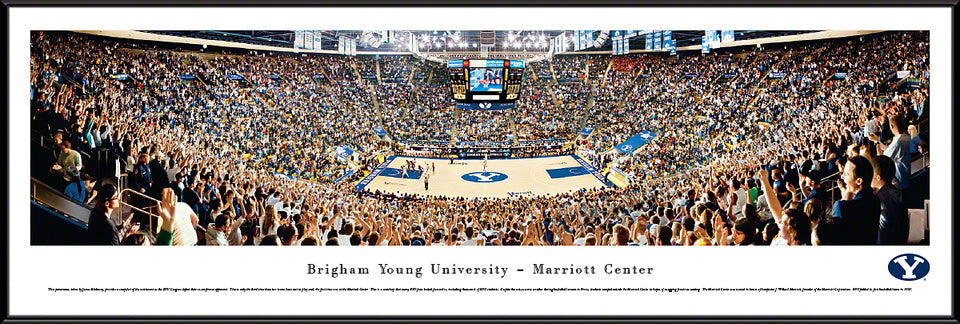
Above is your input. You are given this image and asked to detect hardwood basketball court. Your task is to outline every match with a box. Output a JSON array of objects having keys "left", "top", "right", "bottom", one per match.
[{"left": 357, "top": 155, "right": 609, "bottom": 199}]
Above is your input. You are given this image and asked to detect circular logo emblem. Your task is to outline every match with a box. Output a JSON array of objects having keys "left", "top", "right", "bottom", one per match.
[
  {"left": 461, "top": 172, "right": 509, "bottom": 183},
  {"left": 619, "top": 144, "right": 634, "bottom": 152},
  {"left": 479, "top": 102, "right": 492, "bottom": 109},
  {"left": 384, "top": 169, "right": 402, "bottom": 177},
  {"left": 888, "top": 254, "right": 930, "bottom": 281}
]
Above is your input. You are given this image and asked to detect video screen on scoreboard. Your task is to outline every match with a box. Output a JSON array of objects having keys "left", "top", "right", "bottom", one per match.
[{"left": 469, "top": 68, "right": 503, "bottom": 92}]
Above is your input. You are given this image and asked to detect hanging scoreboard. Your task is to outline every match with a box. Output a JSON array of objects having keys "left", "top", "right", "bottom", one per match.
[{"left": 447, "top": 59, "right": 525, "bottom": 109}]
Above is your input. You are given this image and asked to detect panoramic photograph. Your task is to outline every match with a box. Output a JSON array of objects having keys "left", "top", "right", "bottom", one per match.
[{"left": 29, "top": 29, "right": 930, "bottom": 247}]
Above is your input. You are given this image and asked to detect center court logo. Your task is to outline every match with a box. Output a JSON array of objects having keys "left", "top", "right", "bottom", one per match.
[
  {"left": 384, "top": 169, "right": 402, "bottom": 177},
  {"left": 619, "top": 144, "right": 633, "bottom": 152},
  {"left": 888, "top": 254, "right": 930, "bottom": 281},
  {"left": 461, "top": 172, "right": 509, "bottom": 183}
]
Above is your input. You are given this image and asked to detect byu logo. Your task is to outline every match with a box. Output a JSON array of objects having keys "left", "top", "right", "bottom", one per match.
[
  {"left": 461, "top": 172, "right": 508, "bottom": 183},
  {"left": 640, "top": 132, "right": 653, "bottom": 139},
  {"left": 479, "top": 102, "right": 491, "bottom": 109},
  {"left": 888, "top": 254, "right": 930, "bottom": 281},
  {"left": 620, "top": 144, "right": 633, "bottom": 152}
]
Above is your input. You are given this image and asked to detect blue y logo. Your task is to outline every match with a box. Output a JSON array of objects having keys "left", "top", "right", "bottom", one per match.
[
  {"left": 461, "top": 172, "right": 508, "bottom": 183},
  {"left": 888, "top": 254, "right": 930, "bottom": 281}
]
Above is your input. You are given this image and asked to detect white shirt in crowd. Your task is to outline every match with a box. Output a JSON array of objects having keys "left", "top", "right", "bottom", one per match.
[
  {"left": 172, "top": 202, "right": 199, "bottom": 246},
  {"left": 572, "top": 237, "right": 587, "bottom": 246},
  {"left": 459, "top": 238, "right": 481, "bottom": 246},
  {"left": 735, "top": 188, "right": 749, "bottom": 215}
]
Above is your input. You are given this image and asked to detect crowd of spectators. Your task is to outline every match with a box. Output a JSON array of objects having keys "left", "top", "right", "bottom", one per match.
[
  {"left": 529, "top": 61, "right": 553, "bottom": 80},
  {"left": 377, "top": 82, "right": 454, "bottom": 142},
  {"left": 31, "top": 31, "right": 929, "bottom": 247},
  {"left": 380, "top": 55, "right": 412, "bottom": 81},
  {"left": 355, "top": 56, "right": 377, "bottom": 79},
  {"left": 552, "top": 55, "right": 586, "bottom": 81},
  {"left": 457, "top": 109, "right": 514, "bottom": 143},
  {"left": 588, "top": 56, "right": 610, "bottom": 79},
  {"left": 514, "top": 77, "right": 584, "bottom": 142},
  {"left": 408, "top": 57, "right": 431, "bottom": 83}
]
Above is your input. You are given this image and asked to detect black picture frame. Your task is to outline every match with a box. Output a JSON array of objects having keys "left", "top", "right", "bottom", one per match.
[{"left": 3, "top": 0, "right": 957, "bottom": 323}]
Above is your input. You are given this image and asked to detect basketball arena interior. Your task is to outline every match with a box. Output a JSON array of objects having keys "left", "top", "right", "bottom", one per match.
[{"left": 29, "top": 30, "right": 930, "bottom": 247}]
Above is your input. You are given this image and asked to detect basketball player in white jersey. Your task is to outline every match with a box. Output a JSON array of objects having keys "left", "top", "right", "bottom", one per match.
[{"left": 482, "top": 154, "right": 488, "bottom": 172}]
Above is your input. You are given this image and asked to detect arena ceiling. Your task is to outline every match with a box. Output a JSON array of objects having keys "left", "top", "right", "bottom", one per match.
[{"left": 145, "top": 30, "right": 820, "bottom": 54}]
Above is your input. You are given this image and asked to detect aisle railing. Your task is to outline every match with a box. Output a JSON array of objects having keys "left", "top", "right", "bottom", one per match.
[{"left": 119, "top": 188, "right": 161, "bottom": 235}]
